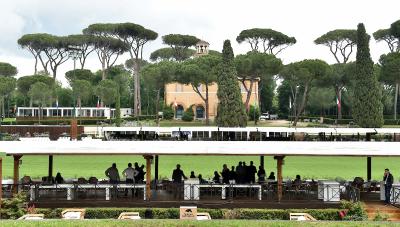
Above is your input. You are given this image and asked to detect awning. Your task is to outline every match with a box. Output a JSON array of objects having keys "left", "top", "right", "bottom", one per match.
[{"left": 1, "top": 141, "right": 400, "bottom": 156}]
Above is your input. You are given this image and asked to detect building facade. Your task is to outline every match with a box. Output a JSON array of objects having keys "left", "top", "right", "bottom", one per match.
[
  {"left": 165, "top": 81, "right": 258, "bottom": 119},
  {"left": 164, "top": 40, "right": 259, "bottom": 119}
]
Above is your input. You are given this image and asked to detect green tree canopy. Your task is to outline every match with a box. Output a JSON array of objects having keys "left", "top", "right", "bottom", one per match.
[
  {"left": 315, "top": 29, "right": 357, "bottom": 63},
  {"left": 390, "top": 20, "right": 400, "bottom": 39},
  {"left": 279, "top": 59, "right": 330, "bottom": 126},
  {"left": 17, "top": 75, "right": 54, "bottom": 96},
  {"left": 353, "top": 23, "right": 383, "bottom": 128},
  {"left": 95, "top": 79, "right": 118, "bottom": 106},
  {"left": 18, "top": 33, "right": 49, "bottom": 75},
  {"left": 176, "top": 55, "right": 221, "bottom": 125},
  {"left": 235, "top": 52, "right": 282, "bottom": 110},
  {"left": 67, "top": 34, "right": 97, "bottom": 69},
  {"left": 142, "top": 61, "right": 177, "bottom": 125},
  {"left": 379, "top": 52, "right": 400, "bottom": 119},
  {"left": 34, "top": 33, "right": 71, "bottom": 79},
  {"left": 28, "top": 82, "right": 54, "bottom": 107},
  {"left": 85, "top": 22, "right": 158, "bottom": 116},
  {"left": 162, "top": 34, "right": 199, "bottom": 61},
  {"left": 0, "top": 62, "right": 17, "bottom": 77},
  {"left": 65, "top": 69, "right": 95, "bottom": 86},
  {"left": 236, "top": 28, "right": 296, "bottom": 55},
  {"left": 150, "top": 47, "right": 196, "bottom": 62},
  {"left": 216, "top": 40, "right": 247, "bottom": 127},
  {"left": 373, "top": 28, "right": 399, "bottom": 53},
  {"left": 0, "top": 76, "right": 16, "bottom": 118},
  {"left": 72, "top": 80, "right": 92, "bottom": 107}
]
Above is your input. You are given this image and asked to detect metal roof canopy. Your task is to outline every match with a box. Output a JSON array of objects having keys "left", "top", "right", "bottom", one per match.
[{"left": 1, "top": 141, "right": 400, "bottom": 157}]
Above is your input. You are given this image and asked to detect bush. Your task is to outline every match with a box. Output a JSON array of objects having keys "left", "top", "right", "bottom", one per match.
[
  {"left": 34, "top": 207, "right": 341, "bottom": 220},
  {"left": 182, "top": 105, "right": 194, "bottom": 122},
  {"left": 163, "top": 105, "right": 174, "bottom": 120},
  {"left": 0, "top": 193, "right": 28, "bottom": 219},
  {"left": 248, "top": 105, "right": 260, "bottom": 121},
  {"left": 340, "top": 200, "right": 368, "bottom": 221}
]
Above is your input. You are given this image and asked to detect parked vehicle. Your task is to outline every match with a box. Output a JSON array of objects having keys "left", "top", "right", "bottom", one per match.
[{"left": 259, "top": 112, "right": 278, "bottom": 121}]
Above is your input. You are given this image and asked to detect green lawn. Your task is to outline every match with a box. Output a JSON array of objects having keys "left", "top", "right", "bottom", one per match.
[
  {"left": 1, "top": 154, "right": 398, "bottom": 181},
  {"left": 0, "top": 220, "right": 399, "bottom": 227}
]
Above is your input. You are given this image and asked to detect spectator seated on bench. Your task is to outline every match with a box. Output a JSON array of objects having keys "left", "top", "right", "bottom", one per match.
[{"left": 88, "top": 177, "right": 98, "bottom": 184}]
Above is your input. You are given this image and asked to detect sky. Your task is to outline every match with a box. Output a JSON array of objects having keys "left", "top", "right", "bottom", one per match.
[{"left": 0, "top": 0, "right": 399, "bottom": 86}]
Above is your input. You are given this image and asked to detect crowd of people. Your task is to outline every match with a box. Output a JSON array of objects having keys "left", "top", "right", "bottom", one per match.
[
  {"left": 172, "top": 161, "right": 277, "bottom": 184},
  {"left": 104, "top": 162, "right": 146, "bottom": 184}
]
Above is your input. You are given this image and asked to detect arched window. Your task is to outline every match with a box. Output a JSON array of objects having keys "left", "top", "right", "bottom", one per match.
[
  {"left": 176, "top": 105, "right": 184, "bottom": 119},
  {"left": 196, "top": 106, "right": 205, "bottom": 119}
]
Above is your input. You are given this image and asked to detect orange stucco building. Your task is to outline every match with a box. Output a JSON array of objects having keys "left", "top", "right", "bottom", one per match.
[
  {"left": 164, "top": 40, "right": 259, "bottom": 120},
  {"left": 165, "top": 81, "right": 258, "bottom": 119}
]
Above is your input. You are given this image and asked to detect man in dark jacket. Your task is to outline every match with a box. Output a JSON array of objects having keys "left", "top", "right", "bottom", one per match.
[
  {"left": 172, "top": 164, "right": 187, "bottom": 199},
  {"left": 384, "top": 168, "right": 394, "bottom": 205}
]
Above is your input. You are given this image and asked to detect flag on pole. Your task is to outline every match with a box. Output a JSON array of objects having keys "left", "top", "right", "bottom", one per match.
[
  {"left": 336, "top": 96, "right": 341, "bottom": 111},
  {"left": 96, "top": 98, "right": 100, "bottom": 108}
]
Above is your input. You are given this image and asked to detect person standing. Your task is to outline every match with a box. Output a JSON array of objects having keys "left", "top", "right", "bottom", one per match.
[
  {"left": 105, "top": 163, "right": 120, "bottom": 184},
  {"left": 384, "top": 168, "right": 394, "bottom": 205},
  {"left": 221, "top": 164, "right": 230, "bottom": 184},
  {"left": 122, "top": 163, "right": 138, "bottom": 196},
  {"left": 257, "top": 166, "right": 266, "bottom": 183},
  {"left": 172, "top": 164, "right": 187, "bottom": 199},
  {"left": 248, "top": 161, "right": 257, "bottom": 183}
]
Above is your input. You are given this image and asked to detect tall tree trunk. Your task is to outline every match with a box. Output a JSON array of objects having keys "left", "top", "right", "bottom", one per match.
[
  {"left": 34, "top": 56, "right": 38, "bottom": 75},
  {"left": 77, "top": 96, "right": 82, "bottom": 108},
  {"left": 156, "top": 89, "right": 160, "bottom": 127},
  {"left": 293, "top": 85, "right": 309, "bottom": 126},
  {"left": 115, "top": 93, "right": 121, "bottom": 127},
  {"left": 244, "top": 80, "right": 254, "bottom": 112},
  {"left": 395, "top": 83, "right": 399, "bottom": 120},
  {"left": 1, "top": 97, "right": 4, "bottom": 120},
  {"left": 101, "top": 53, "right": 106, "bottom": 80},
  {"left": 336, "top": 87, "right": 342, "bottom": 120},
  {"left": 205, "top": 85, "right": 209, "bottom": 126},
  {"left": 132, "top": 59, "right": 139, "bottom": 116}
]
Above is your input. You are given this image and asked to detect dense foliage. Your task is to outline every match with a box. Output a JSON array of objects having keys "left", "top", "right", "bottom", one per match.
[
  {"left": 216, "top": 40, "right": 247, "bottom": 127},
  {"left": 352, "top": 23, "right": 384, "bottom": 128}
]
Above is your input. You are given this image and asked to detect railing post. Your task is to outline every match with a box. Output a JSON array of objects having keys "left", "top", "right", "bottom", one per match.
[
  {"left": 13, "top": 155, "right": 22, "bottom": 195},
  {"left": 0, "top": 157, "right": 2, "bottom": 209},
  {"left": 143, "top": 155, "right": 153, "bottom": 201},
  {"left": 275, "top": 156, "right": 285, "bottom": 202}
]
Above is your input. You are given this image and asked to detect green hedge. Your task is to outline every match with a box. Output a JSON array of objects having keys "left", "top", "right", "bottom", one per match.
[{"left": 35, "top": 208, "right": 340, "bottom": 220}]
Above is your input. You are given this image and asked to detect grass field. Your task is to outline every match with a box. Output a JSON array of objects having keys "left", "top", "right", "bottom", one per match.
[
  {"left": 1, "top": 220, "right": 399, "bottom": 227},
  {"left": 1, "top": 154, "right": 399, "bottom": 181}
]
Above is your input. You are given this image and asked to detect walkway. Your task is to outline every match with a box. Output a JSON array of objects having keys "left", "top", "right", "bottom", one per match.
[{"left": 364, "top": 201, "right": 400, "bottom": 221}]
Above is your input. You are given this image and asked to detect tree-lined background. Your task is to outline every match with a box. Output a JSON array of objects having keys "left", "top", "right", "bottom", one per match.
[{"left": 2, "top": 19, "right": 400, "bottom": 128}]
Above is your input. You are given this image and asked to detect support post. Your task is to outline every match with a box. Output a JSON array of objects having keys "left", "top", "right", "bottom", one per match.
[
  {"left": 48, "top": 155, "right": 53, "bottom": 181},
  {"left": 260, "top": 156, "right": 264, "bottom": 168},
  {"left": 366, "top": 133, "right": 372, "bottom": 182},
  {"left": 367, "top": 157, "right": 371, "bottom": 182},
  {"left": 143, "top": 155, "right": 153, "bottom": 201},
  {"left": 13, "top": 155, "right": 22, "bottom": 194},
  {"left": 155, "top": 155, "right": 159, "bottom": 181},
  {"left": 275, "top": 156, "right": 284, "bottom": 202},
  {"left": 70, "top": 119, "right": 78, "bottom": 140},
  {"left": 0, "top": 157, "right": 2, "bottom": 209}
]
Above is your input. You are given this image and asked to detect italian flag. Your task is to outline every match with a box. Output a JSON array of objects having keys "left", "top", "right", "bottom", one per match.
[{"left": 336, "top": 96, "right": 341, "bottom": 111}]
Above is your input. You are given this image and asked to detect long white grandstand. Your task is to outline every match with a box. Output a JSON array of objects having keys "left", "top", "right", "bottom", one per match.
[{"left": 16, "top": 107, "right": 132, "bottom": 119}]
